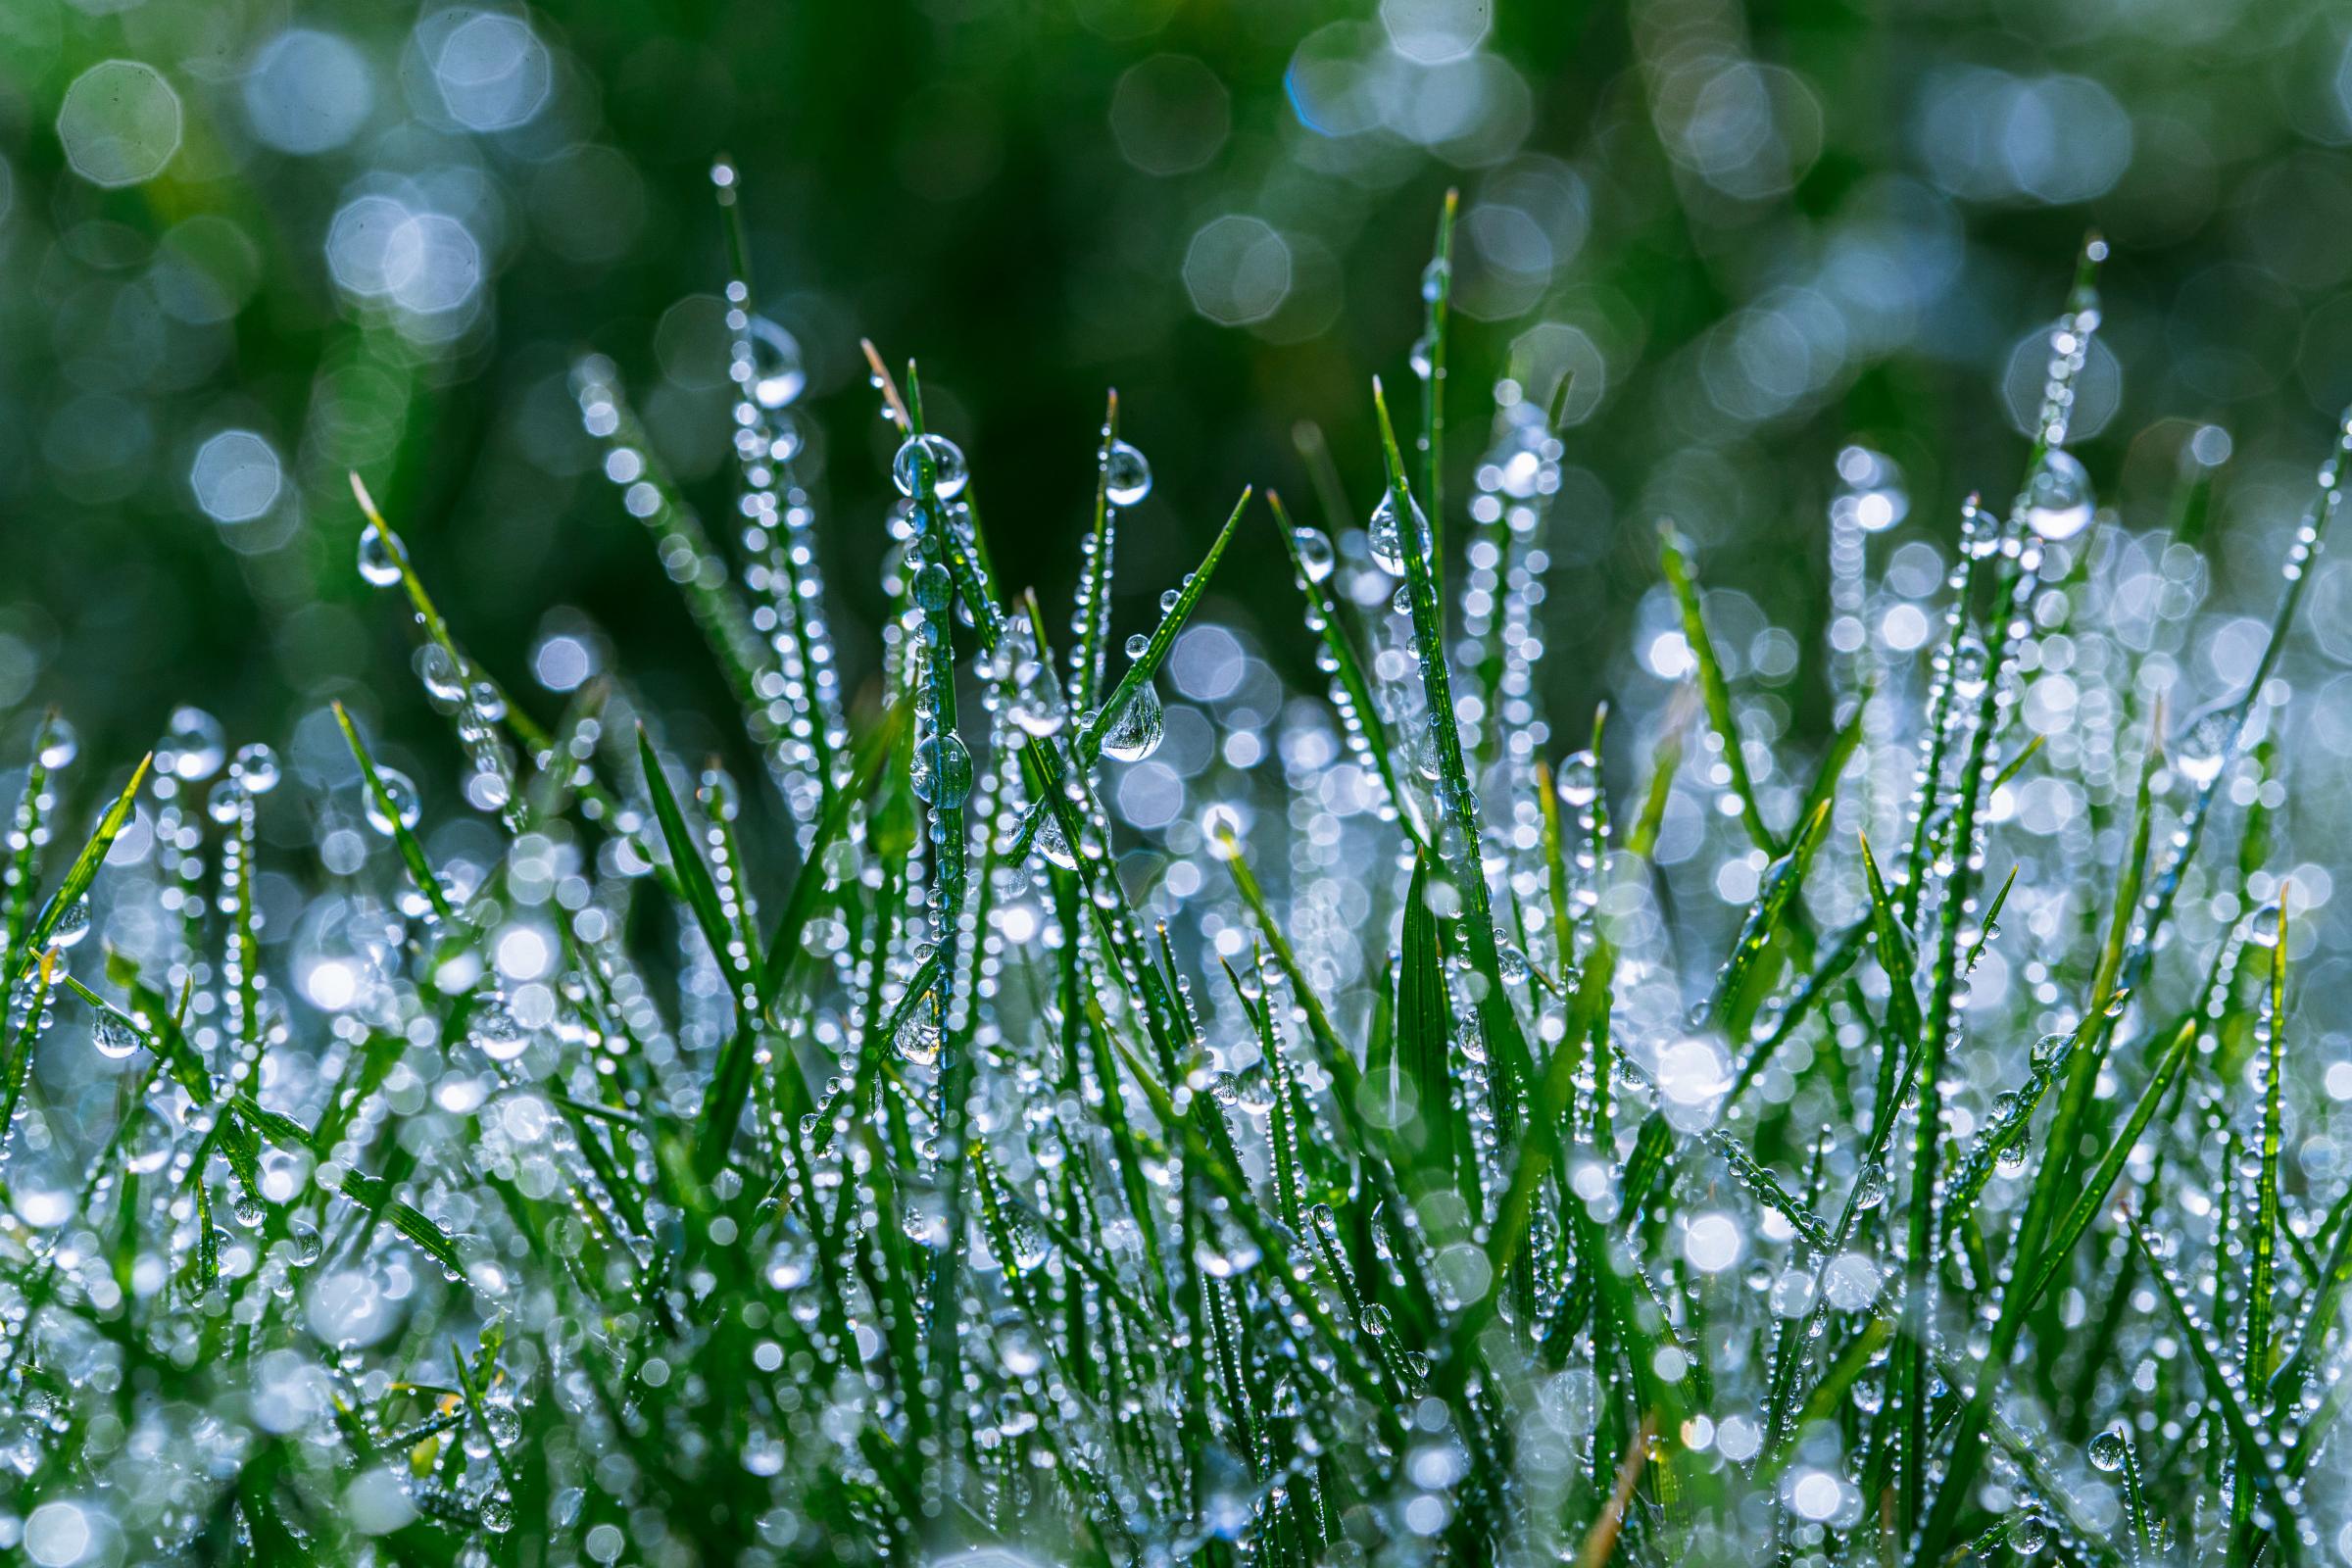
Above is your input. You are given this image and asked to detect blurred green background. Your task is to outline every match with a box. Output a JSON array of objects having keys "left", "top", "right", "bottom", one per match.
[{"left": 5, "top": 0, "right": 2352, "bottom": 797}]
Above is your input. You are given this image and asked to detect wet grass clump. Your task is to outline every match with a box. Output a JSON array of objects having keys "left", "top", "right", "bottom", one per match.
[{"left": 4, "top": 181, "right": 2350, "bottom": 1568}]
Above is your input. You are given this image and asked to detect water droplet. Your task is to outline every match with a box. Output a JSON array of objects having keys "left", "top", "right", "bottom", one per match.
[
  {"left": 1104, "top": 438, "right": 1152, "bottom": 507},
  {"left": 93, "top": 1012, "right": 141, "bottom": 1060},
  {"left": 357, "top": 522, "right": 401, "bottom": 587},
  {"left": 51, "top": 896, "right": 92, "bottom": 949},
  {"left": 1833, "top": 446, "right": 1907, "bottom": 534},
  {"left": 231, "top": 743, "right": 280, "bottom": 794},
  {"left": 743, "top": 316, "right": 806, "bottom": 410},
  {"left": 895, "top": 1001, "right": 942, "bottom": 1067},
  {"left": 2172, "top": 702, "right": 2241, "bottom": 789},
  {"left": 2023, "top": 450, "right": 2095, "bottom": 542},
  {"left": 470, "top": 995, "right": 530, "bottom": 1062},
  {"left": 161, "top": 706, "right": 226, "bottom": 781},
  {"left": 912, "top": 562, "right": 954, "bottom": 613},
  {"left": 288, "top": 1219, "right": 322, "bottom": 1266},
  {"left": 2088, "top": 1429, "right": 2128, "bottom": 1473},
  {"left": 1101, "top": 681, "right": 1165, "bottom": 763},
  {"left": 1853, "top": 1162, "right": 1889, "bottom": 1210},
  {"left": 892, "top": 433, "right": 969, "bottom": 502},
  {"left": 1036, "top": 812, "right": 1078, "bottom": 870},
  {"left": 911, "top": 733, "right": 973, "bottom": 809},
  {"left": 1293, "top": 526, "right": 1336, "bottom": 584},
  {"left": 1419, "top": 256, "right": 1449, "bottom": 303},
  {"left": 1555, "top": 750, "right": 1598, "bottom": 808},
  {"left": 364, "top": 767, "right": 423, "bottom": 836},
  {"left": 36, "top": 719, "right": 78, "bottom": 771},
  {"left": 1367, "top": 490, "right": 1429, "bottom": 577}
]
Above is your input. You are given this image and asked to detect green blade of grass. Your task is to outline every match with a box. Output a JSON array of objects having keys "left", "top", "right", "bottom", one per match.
[
  {"left": 1658, "top": 524, "right": 1778, "bottom": 857},
  {"left": 11, "top": 754, "right": 151, "bottom": 992},
  {"left": 332, "top": 703, "right": 457, "bottom": 924}
]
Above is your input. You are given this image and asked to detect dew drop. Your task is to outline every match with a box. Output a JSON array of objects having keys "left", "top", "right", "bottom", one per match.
[
  {"left": 357, "top": 522, "right": 401, "bottom": 587},
  {"left": 364, "top": 767, "right": 423, "bottom": 836},
  {"left": 1101, "top": 681, "right": 1165, "bottom": 763},
  {"left": 1104, "top": 439, "right": 1152, "bottom": 507},
  {"left": 2023, "top": 450, "right": 2095, "bottom": 542},
  {"left": 892, "top": 433, "right": 969, "bottom": 502}
]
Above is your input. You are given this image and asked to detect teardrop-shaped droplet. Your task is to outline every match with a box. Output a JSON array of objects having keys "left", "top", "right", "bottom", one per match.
[
  {"left": 1102, "top": 681, "right": 1165, "bottom": 763},
  {"left": 357, "top": 522, "right": 401, "bottom": 587},
  {"left": 1293, "top": 526, "right": 1336, "bottom": 584}
]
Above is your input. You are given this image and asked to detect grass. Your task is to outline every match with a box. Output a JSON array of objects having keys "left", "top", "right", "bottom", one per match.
[{"left": 2, "top": 179, "right": 2350, "bottom": 1568}]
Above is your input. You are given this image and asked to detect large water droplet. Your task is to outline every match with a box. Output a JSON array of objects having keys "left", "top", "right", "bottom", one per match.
[
  {"left": 162, "top": 706, "right": 226, "bottom": 781},
  {"left": 36, "top": 718, "right": 78, "bottom": 771},
  {"left": 94, "top": 1012, "right": 141, "bottom": 1060},
  {"left": 2088, "top": 1429, "right": 2128, "bottom": 1473},
  {"left": 1293, "top": 526, "right": 1336, "bottom": 584},
  {"left": 742, "top": 316, "right": 806, "bottom": 410},
  {"left": 1102, "top": 681, "right": 1165, "bottom": 762},
  {"left": 357, "top": 522, "right": 401, "bottom": 587},
  {"left": 1104, "top": 439, "right": 1152, "bottom": 507},
  {"left": 364, "top": 767, "right": 423, "bottom": 836},
  {"left": 2023, "top": 450, "right": 2094, "bottom": 542},
  {"left": 1367, "top": 490, "right": 1429, "bottom": 577},
  {"left": 911, "top": 733, "right": 973, "bottom": 809},
  {"left": 892, "top": 433, "right": 969, "bottom": 502}
]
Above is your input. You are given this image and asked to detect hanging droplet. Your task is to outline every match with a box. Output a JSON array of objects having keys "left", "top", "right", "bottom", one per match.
[
  {"left": 895, "top": 1001, "right": 943, "bottom": 1068},
  {"left": 892, "top": 433, "right": 970, "bottom": 502},
  {"left": 1367, "top": 490, "right": 1429, "bottom": 577},
  {"left": 1408, "top": 332, "right": 1435, "bottom": 381},
  {"left": 743, "top": 316, "right": 806, "bottom": 410},
  {"left": 1036, "top": 812, "right": 1079, "bottom": 870},
  {"left": 288, "top": 1218, "right": 323, "bottom": 1266},
  {"left": 2023, "top": 449, "right": 2094, "bottom": 542},
  {"left": 94, "top": 1012, "right": 141, "bottom": 1060},
  {"left": 51, "top": 896, "right": 92, "bottom": 949},
  {"left": 364, "top": 767, "right": 423, "bottom": 836},
  {"left": 1293, "top": 526, "right": 1336, "bottom": 584},
  {"left": 1104, "top": 439, "right": 1152, "bottom": 507},
  {"left": 1102, "top": 681, "right": 1165, "bottom": 762},
  {"left": 2087, "top": 1429, "right": 2129, "bottom": 1473},
  {"left": 357, "top": 522, "right": 401, "bottom": 587},
  {"left": 1419, "top": 256, "right": 1449, "bottom": 303},
  {"left": 1853, "top": 1162, "right": 1889, "bottom": 1210}
]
